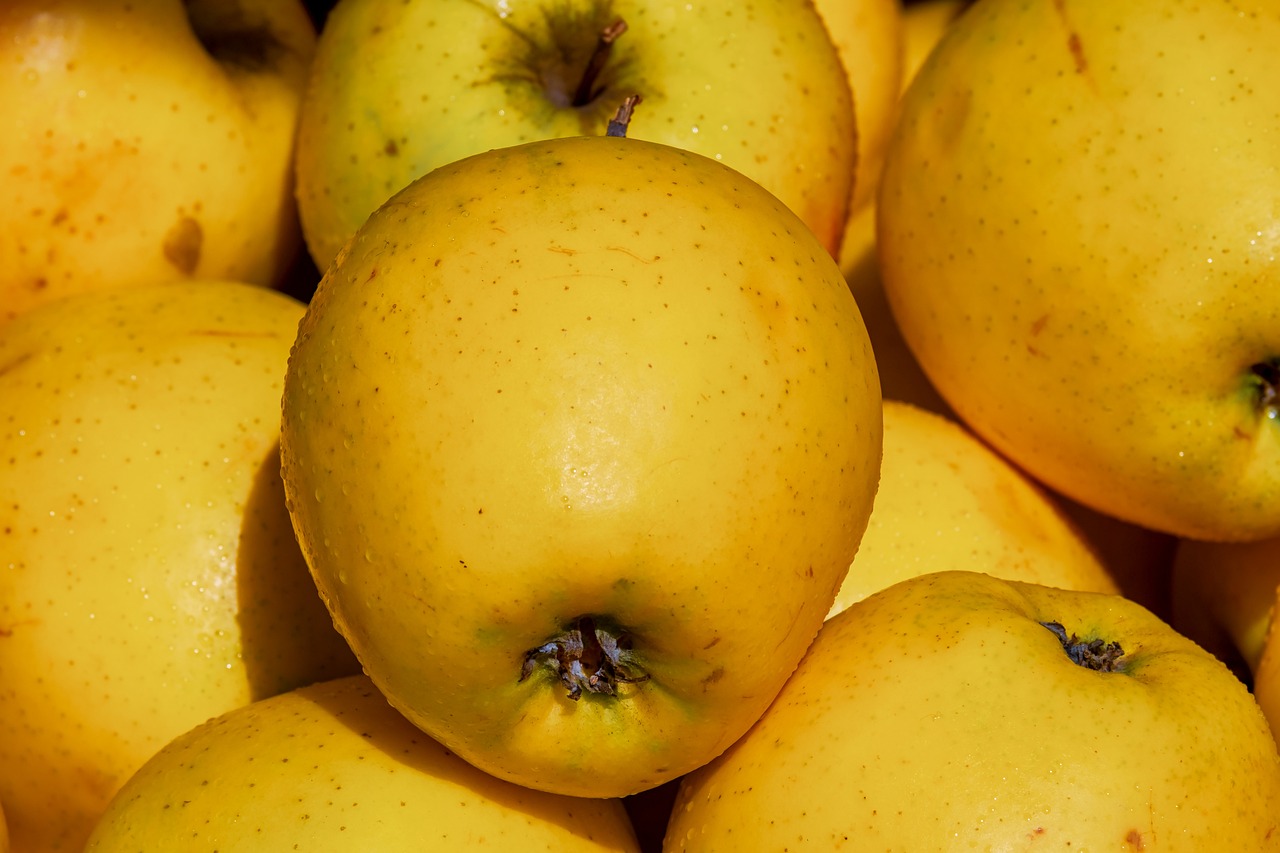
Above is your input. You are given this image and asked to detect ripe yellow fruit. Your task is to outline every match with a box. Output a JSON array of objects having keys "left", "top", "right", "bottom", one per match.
[
  {"left": 878, "top": 0, "right": 1280, "bottom": 541},
  {"left": 668, "top": 570, "right": 1280, "bottom": 850},
  {"left": 0, "top": 282, "right": 359, "bottom": 851},
  {"left": 294, "top": 0, "right": 856, "bottom": 270},
  {"left": 85, "top": 675, "right": 641, "bottom": 851},
  {"left": 0, "top": 0, "right": 317, "bottom": 325},
  {"left": 829, "top": 400, "right": 1117, "bottom": 618},
  {"left": 281, "top": 135, "right": 883, "bottom": 798}
]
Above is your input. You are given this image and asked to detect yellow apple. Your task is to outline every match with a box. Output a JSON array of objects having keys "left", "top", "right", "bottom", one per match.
[
  {"left": 667, "top": 570, "right": 1280, "bottom": 850},
  {"left": 0, "top": 282, "right": 360, "bottom": 852},
  {"left": 840, "top": 200, "right": 1177, "bottom": 613},
  {"left": 877, "top": 0, "right": 1280, "bottom": 541},
  {"left": 294, "top": 0, "right": 856, "bottom": 271},
  {"left": 85, "top": 674, "right": 641, "bottom": 851},
  {"left": 0, "top": 0, "right": 316, "bottom": 325},
  {"left": 811, "top": 0, "right": 905, "bottom": 223},
  {"left": 829, "top": 400, "right": 1117, "bottom": 618},
  {"left": 280, "top": 134, "right": 883, "bottom": 799}
]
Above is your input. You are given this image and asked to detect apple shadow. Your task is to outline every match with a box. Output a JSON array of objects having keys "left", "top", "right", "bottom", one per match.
[
  {"left": 303, "top": 676, "right": 643, "bottom": 846},
  {"left": 235, "top": 444, "right": 362, "bottom": 702}
]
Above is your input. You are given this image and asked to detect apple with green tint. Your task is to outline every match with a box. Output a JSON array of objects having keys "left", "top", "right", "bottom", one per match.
[{"left": 294, "top": 0, "right": 856, "bottom": 271}]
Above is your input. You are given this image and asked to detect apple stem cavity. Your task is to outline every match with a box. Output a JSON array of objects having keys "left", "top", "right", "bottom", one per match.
[
  {"left": 1251, "top": 360, "right": 1280, "bottom": 418},
  {"left": 573, "top": 19, "right": 628, "bottom": 107},
  {"left": 606, "top": 95, "right": 643, "bottom": 138},
  {"left": 1040, "top": 621, "right": 1126, "bottom": 672},
  {"left": 519, "top": 615, "right": 650, "bottom": 701}
]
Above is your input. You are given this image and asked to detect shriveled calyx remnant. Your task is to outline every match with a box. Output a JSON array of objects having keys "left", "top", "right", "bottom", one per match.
[
  {"left": 520, "top": 615, "right": 651, "bottom": 700},
  {"left": 1041, "top": 620, "right": 1126, "bottom": 672}
]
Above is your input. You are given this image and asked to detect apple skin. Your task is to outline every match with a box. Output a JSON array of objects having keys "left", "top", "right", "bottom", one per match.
[
  {"left": 85, "top": 675, "right": 641, "bottom": 851},
  {"left": 828, "top": 400, "right": 1118, "bottom": 619},
  {"left": 0, "top": 0, "right": 316, "bottom": 325},
  {"left": 280, "top": 135, "right": 883, "bottom": 799},
  {"left": 810, "top": 0, "right": 905, "bottom": 222},
  {"left": 294, "top": 0, "right": 856, "bottom": 271},
  {"left": 0, "top": 282, "right": 360, "bottom": 852},
  {"left": 666, "top": 570, "right": 1280, "bottom": 850},
  {"left": 877, "top": 0, "right": 1280, "bottom": 541}
]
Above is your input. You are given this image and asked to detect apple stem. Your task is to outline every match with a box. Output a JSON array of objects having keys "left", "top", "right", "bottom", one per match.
[
  {"left": 519, "top": 615, "right": 650, "bottom": 700},
  {"left": 1041, "top": 621, "right": 1126, "bottom": 672},
  {"left": 606, "top": 95, "right": 643, "bottom": 138},
  {"left": 573, "top": 19, "right": 628, "bottom": 107}
]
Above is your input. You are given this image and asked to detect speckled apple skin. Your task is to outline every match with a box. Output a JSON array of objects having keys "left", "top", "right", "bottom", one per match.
[
  {"left": 294, "top": 0, "right": 857, "bottom": 270},
  {"left": 85, "top": 675, "right": 641, "bottom": 851},
  {"left": 668, "top": 570, "right": 1280, "bottom": 851},
  {"left": 280, "top": 135, "right": 883, "bottom": 798},
  {"left": 0, "top": 282, "right": 360, "bottom": 851},
  {"left": 878, "top": 0, "right": 1280, "bottom": 541}
]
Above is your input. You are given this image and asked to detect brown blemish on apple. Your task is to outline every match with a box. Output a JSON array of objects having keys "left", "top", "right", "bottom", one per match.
[
  {"left": 1125, "top": 828, "right": 1145, "bottom": 849},
  {"left": 1041, "top": 621, "right": 1125, "bottom": 671},
  {"left": 162, "top": 215, "right": 203, "bottom": 275},
  {"left": 1050, "top": 0, "right": 1088, "bottom": 74},
  {"left": 0, "top": 351, "right": 35, "bottom": 378}
]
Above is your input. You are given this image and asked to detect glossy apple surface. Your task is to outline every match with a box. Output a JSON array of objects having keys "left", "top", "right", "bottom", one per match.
[
  {"left": 294, "top": 0, "right": 856, "bottom": 270},
  {"left": 281, "top": 135, "right": 882, "bottom": 799},
  {"left": 0, "top": 0, "right": 316, "bottom": 324}
]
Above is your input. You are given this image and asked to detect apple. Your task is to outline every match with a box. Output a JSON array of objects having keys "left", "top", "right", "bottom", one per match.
[
  {"left": 666, "top": 570, "right": 1280, "bottom": 850},
  {"left": 0, "top": 0, "right": 317, "bottom": 325},
  {"left": 293, "top": 0, "right": 857, "bottom": 271},
  {"left": 85, "top": 674, "right": 641, "bottom": 851},
  {"left": 280, "top": 133, "right": 883, "bottom": 799},
  {"left": 809, "top": 0, "right": 905, "bottom": 231},
  {"left": 828, "top": 400, "right": 1117, "bottom": 619},
  {"left": 876, "top": 0, "right": 1280, "bottom": 541},
  {"left": 0, "top": 282, "right": 360, "bottom": 851}
]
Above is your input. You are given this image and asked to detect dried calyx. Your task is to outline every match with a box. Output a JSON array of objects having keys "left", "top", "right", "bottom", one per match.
[
  {"left": 1041, "top": 620, "right": 1126, "bottom": 672},
  {"left": 520, "top": 615, "right": 650, "bottom": 700}
]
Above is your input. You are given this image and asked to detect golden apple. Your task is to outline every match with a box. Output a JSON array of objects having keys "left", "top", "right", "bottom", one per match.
[
  {"left": 0, "top": 0, "right": 316, "bottom": 325},
  {"left": 667, "top": 570, "right": 1280, "bottom": 850},
  {"left": 877, "top": 0, "right": 1280, "bottom": 541},
  {"left": 0, "top": 282, "right": 359, "bottom": 852},
  {"left": 829, "top": 400, "right": 1117, "bottom": 618},
  {"left": 294, "top": 0, "right": 856, "bottom": 271},
  {"left": 281, "top": 135, "right": 883, "bottom": 799},
  {"left": 85, "top": 675, "right": 641, "bottom": 851}
]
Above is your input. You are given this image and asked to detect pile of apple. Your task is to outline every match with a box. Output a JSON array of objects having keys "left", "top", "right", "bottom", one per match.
[{"left": 2, "top": 0, "right": 1279, "bottom": 850}]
